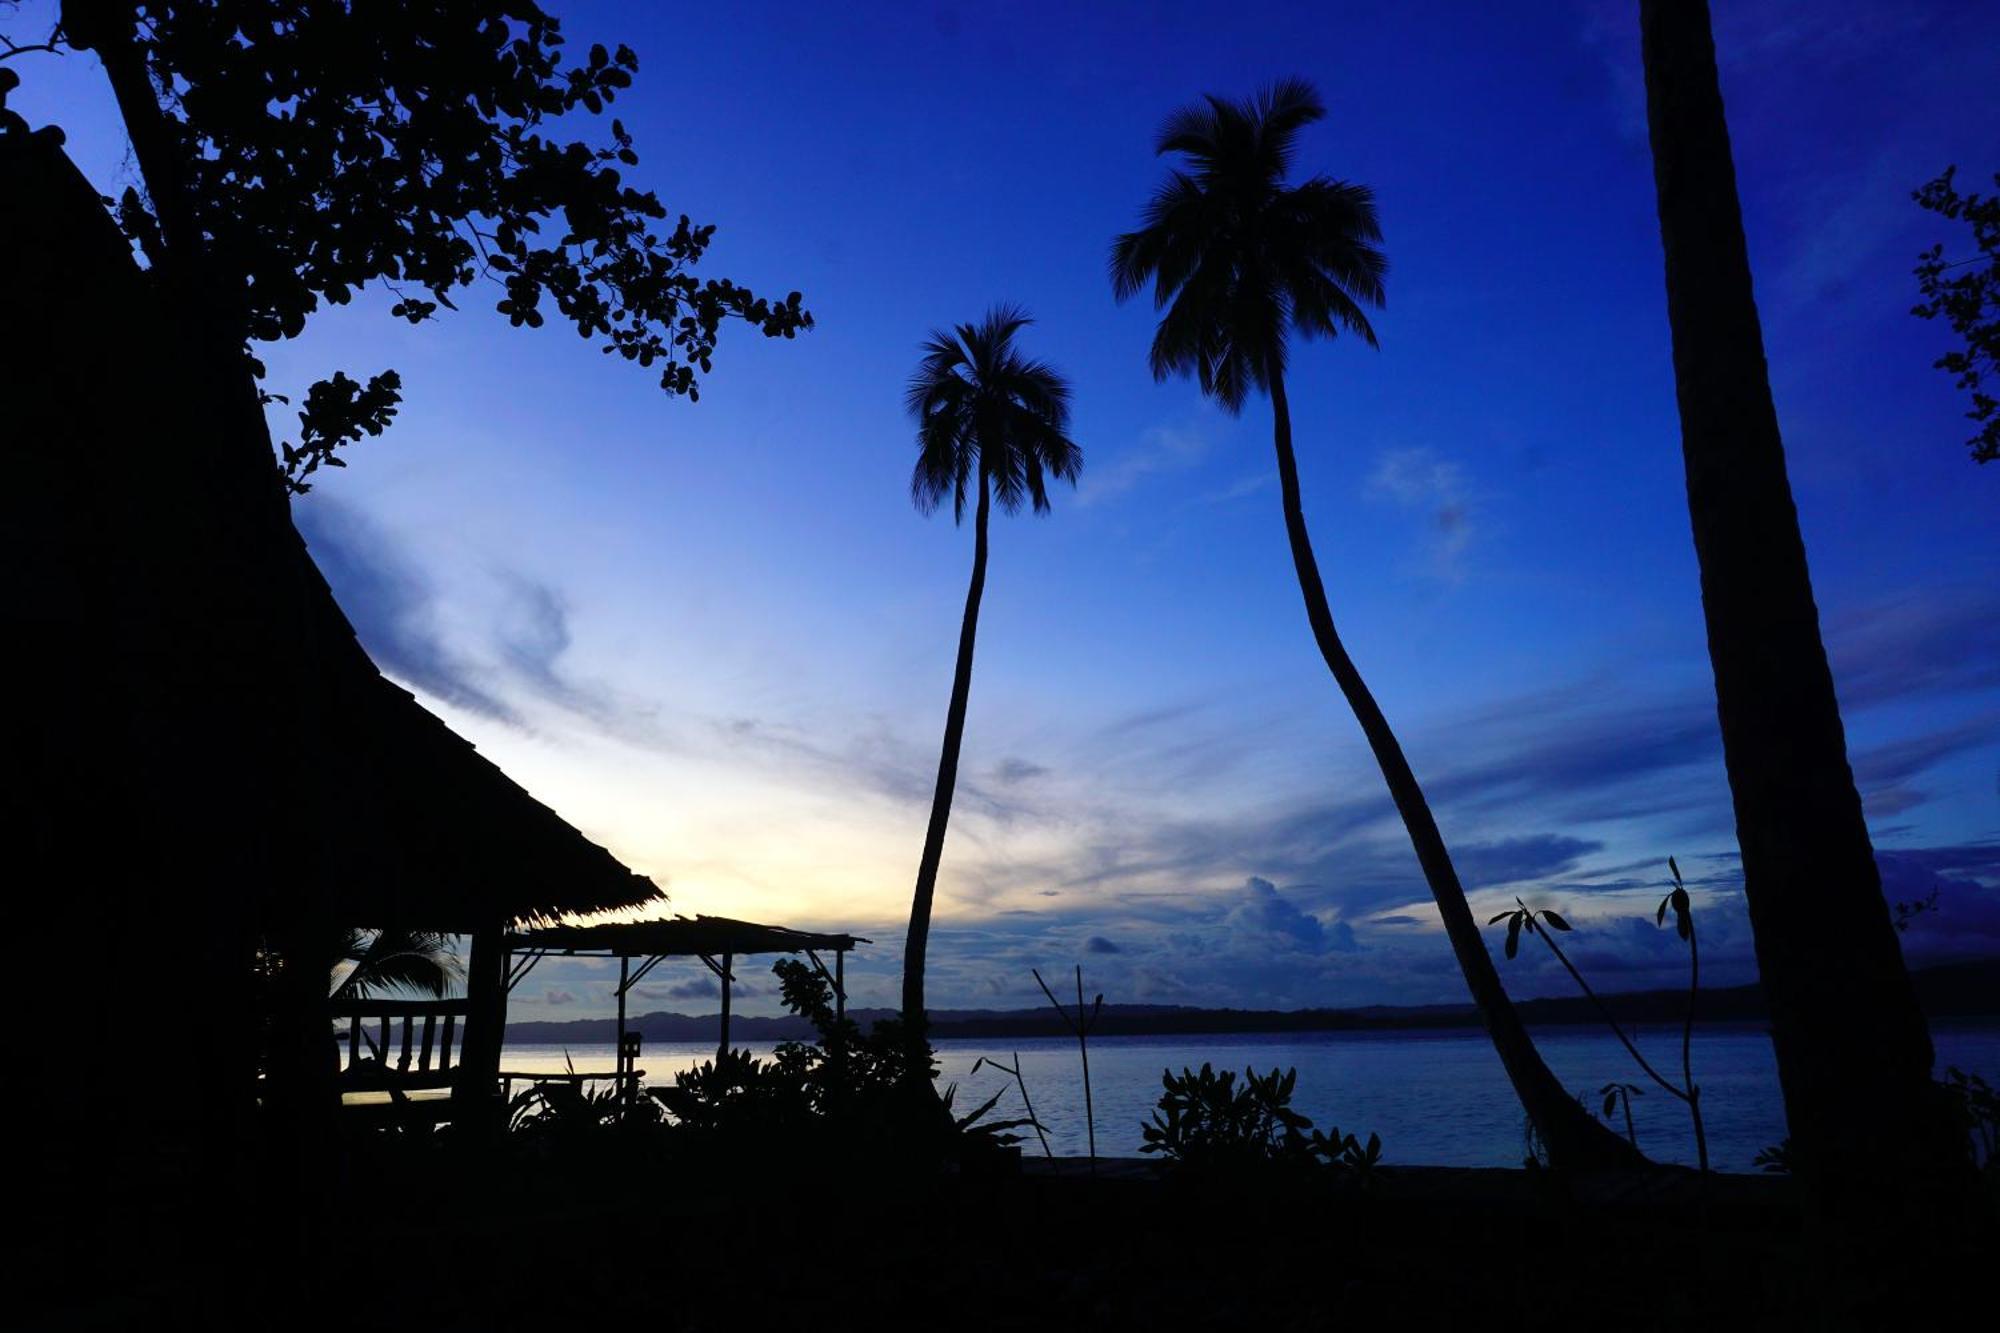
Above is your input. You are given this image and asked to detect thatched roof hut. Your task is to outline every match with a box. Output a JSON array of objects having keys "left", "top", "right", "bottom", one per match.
[{"left": 4, "top": 122, "right": 659, "bottom": 937}]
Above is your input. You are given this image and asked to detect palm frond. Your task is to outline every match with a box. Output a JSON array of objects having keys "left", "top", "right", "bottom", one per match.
[{"left": 334, "top": 928, "right": 463, "bottom": 1000}]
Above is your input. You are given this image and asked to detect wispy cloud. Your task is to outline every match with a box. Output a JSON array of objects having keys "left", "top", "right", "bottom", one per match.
[
  {"left": 297, "top": 495, "right": 665, "bottom": 741},
  {"left": 1366, "top": 446, "right": 1478, "bottom": 579},
  {"left": 1076, "top": 421, "right": 1209, "bottom": 506},
  {"left": 294, "top": 497, "right": 519, "bottom": 723}
]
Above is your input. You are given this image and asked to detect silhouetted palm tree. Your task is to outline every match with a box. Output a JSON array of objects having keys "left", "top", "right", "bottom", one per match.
[
  {"left": 901, "top": 308, "right": 1082, "bottom": 1054},
  {"left": 330, "top": 928, "right": 463, "bottom": 1000},
  {"left": 1637, "top": 0, "right": 1961, "bottom": 1195},
  {"left": 1111, "top": 79, "right": 1635, "bottom": 1168}
]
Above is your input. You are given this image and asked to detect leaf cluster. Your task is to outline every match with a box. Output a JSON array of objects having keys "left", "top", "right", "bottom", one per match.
[
  {"left": 1939, "top": 1066, "right": 1999, "bottom": 1178},
  {"left": 62, "top": 2, "right": 811, "bottom": 487},
  {"left": 1139, "top": 1062, "right": 1380, "bottom": 1179},
  {"left": 1599, "top": 1081, "right": 1644, "bottom": 1120},
  {"left": 1656, "top": 855, "right": 1692, "bottom": 940},
  {"left": 1486, "top": 901, "right": 1571, "bottom": 960},
  {"left": 1912, "top": 166, "right": 2000, "bottom": 464}
]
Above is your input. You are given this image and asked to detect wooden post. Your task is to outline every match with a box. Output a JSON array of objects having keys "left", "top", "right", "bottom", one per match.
[
  {"left": 835, "top": 949, "right": 846, "bottom": 1026},
  {"left": 616, "top": 955, "right": 629, "bottom": 1082},
  {"left": 717, "top": 950, "right": 733, "bottom": 1062},
  {"left": 454, "top": 921, "right": 508, "bottom": 1133}
]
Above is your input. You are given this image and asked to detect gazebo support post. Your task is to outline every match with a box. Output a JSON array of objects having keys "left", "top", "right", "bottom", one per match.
[
  {"left": 616, "top": 954, "right": 629, "bottom": 1082},
  {"left": 835, "top": 948, "right": 846, "bottom": 1026},
  {"left": 455, "top": 918, "right": 509, "bottom": 1135},
  {"left": 718, "top": 950, "right": 733, "bottom": 1062}
]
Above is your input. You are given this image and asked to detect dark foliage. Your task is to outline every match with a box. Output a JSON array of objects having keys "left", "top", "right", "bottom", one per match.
[
  {"left": 1108, "top": 77, "right": 1384, "bottom": 413},
  {"left": 499, "top": 958, "right": 1023, "bottom": 1169},
  {"left": 49, "top": 1, "right": 812, "bottom": 489},
  {"left": 1912, "top": 167, "right": 1999, "bottom": 464},
  {"left": 1141, "top": 1062, "right": 1381, "bottom": 1182},
  {"left": 1940, "top": 1066, "right": 1999, "bottom": 1186},
  {"left": 907, "top": 305, "right": 1082, "bottom": 521}
]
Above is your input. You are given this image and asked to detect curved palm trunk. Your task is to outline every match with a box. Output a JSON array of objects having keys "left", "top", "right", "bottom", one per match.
[
  {"left": 1268, "top": 373, "right": 1640, "bottom": 1170},
  {"left": 902, "top": 470, "right": 992, "bottom": 1054},
  {"left": 1638, "top": 0, "right": 1962, "bottom": 1199}
]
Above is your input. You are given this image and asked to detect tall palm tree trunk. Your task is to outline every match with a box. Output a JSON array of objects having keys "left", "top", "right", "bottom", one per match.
[
  {"left": 1268, "top": 372, "right": 1640, "bottom": 1169},
  {"left": 902, "top": 469, "right": 993, "bottom": 1049},
  {"left": 1638, "top": 0, "right": 1962, "bottom": 1199}
]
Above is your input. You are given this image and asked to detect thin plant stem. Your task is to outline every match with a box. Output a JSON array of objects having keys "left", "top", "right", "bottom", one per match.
[
  {"left": 1529, "top": 919, "right": 1685, "bottom": 1101},
  {"left": 974, "top": 1054, "right": 1052, "bottom": 1159},
  {"left": 1076, "top": 967, "right": 1097, "bottom": 1169},
  {"left": 1530, "top": 909, "right": 1709, "bottom": 1171},
  {"left": 1683, "top": 918, "right": 1709, "bottom": 1172},
  {"left": 1032, "top": 966, "right": 1100, "bottom": 1171}
]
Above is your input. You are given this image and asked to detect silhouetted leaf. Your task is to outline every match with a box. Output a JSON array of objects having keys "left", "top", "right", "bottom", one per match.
[
  {"left": 1505, "top": 916, "right": 1522, "bottom": 959},
  {"left": 1541, "top": 910, "right": 1572, "bottom": 931}
]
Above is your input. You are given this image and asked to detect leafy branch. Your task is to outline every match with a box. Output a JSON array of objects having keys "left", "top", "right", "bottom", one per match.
[{"left": 1489, "top": 855, "right": 1709, "bottom": 1171}]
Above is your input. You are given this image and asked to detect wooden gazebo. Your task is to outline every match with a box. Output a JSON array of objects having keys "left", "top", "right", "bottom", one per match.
[{"left": 507, "top": 916, "right": 870, "bottom": 1077}]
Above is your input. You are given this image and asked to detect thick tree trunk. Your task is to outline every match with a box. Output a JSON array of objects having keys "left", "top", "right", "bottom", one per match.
[
  {"left": 1637, "top": 0, "right": 1962, "bottom": 1200},
  {"left": 901, "top": 470, "right": 992, "bottom": 1054},
  {"left": 1268, "top": 372, "right": 1640, "bottom": 1170}
]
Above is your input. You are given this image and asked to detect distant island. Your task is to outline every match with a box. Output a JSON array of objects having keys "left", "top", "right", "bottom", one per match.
[{"left": 506, "top": 957, "right": 2000, "bottom": 1044}]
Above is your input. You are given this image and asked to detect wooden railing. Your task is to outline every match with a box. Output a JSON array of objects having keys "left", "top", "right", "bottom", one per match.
[{"left": 329, "top": 997, "right": 471, "bottom": 1094}]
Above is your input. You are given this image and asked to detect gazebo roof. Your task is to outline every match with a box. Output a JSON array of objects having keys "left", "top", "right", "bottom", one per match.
[{"left": 509, "top": 914, "right": 867, "bottom": 958}]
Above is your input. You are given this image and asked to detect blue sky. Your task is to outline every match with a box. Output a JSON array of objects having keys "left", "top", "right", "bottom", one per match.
[{"left": 11, "top": 0, "right": 1996, "bottom": 1019}]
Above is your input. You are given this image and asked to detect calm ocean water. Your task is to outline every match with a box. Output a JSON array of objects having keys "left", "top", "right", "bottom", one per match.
[{"left": 501, "top": 1019, "right": 2000, "bottom": 1170}]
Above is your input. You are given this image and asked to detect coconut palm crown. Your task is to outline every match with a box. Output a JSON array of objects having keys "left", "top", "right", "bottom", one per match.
[
  {"left": 1110, "top": 77, "right": 1386, "bottom": 411},
  {"left": 907, "top": 306, "right": 1082, "bottom": 521}
]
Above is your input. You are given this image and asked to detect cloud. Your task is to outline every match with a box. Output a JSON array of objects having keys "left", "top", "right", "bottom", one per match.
[
  {"left": 1225, "top": 877, "right": 1342, "bottom": 953},
  {"left": 1824, "top": 586, "right": 2000, "bottom": 711},
  {"left": 1197, "top": 470, "right": 1276, "bottom": 506},
  {"left": 993, "top": 757, "right": 1049, "bottom": 785},
  {"left": 544, "top": 989, "right": 576, "bottom": 1006},
  {"left": 1076, "top": 421, "right": 1209, "bottom": 506},
  {"left": 296, "top": 497, "right": 659, "bottom": 738},
  {"left": 1366, "top": 447, "right": 1478, "bottom": 579},
  {"left": 1453, "top": 835, "right": 1605, "bottom": 888},
  {"left": 294, "top": 496, "right": 518, "bottom": 722},
  {"left": 1084, "top": 935, "right": 1121, "bottom": 954}
]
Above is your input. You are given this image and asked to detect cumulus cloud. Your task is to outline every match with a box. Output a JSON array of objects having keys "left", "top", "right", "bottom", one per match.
[
  {"left": 544, "top": 989, "right": 576, "bottom": 1006},
  {"left": 1085, "top": 935, "right": 1121, "bottom": 954},
  {"left": 1227, "top": 876, "right": 1331, "bottom": 951}
]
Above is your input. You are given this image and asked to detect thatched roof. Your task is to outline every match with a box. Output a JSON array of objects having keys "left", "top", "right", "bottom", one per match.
[
  {"left": 510, "top": 915, "right": 867, "bottom": 957},
  {"left": 5, "top": 126, "right": 660, "bottom": 933}
]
